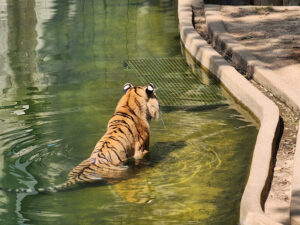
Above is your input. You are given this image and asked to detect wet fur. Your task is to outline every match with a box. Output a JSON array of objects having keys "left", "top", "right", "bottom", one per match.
[
  {"left": 67, "top": 84, "right": 159, "bottom": 185},
  {"left": 0, "top": 84, "right": 159, "bottom": 193}
]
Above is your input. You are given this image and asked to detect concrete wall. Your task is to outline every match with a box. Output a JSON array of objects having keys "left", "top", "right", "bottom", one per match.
[{"left": 178, "top": 0, "right": 281, "bottom": 224}]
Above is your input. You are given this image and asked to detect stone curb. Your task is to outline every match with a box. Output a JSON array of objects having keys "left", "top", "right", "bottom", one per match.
[
  {"left": 178, "top": 1, "right": 280, "bottom": 224},
  {"left": 204, "top": 6, "right": 300, "bottom": 224}
]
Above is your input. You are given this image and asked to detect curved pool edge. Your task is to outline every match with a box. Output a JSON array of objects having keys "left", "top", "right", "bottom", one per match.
[{"left": 178, "top": 1, "right": 281, "bottom": 224}]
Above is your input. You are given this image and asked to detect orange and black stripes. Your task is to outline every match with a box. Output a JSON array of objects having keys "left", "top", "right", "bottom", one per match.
[
  {"left": 65, "top": 84, "right": 159, "bottom": 185},
  {"left": 0, "top": 84, "right": 159, "bottom": 193}
]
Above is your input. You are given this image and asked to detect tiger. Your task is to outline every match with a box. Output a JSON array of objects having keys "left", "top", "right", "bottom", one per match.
[
  {"left": 0, "top": 83, "right": 159, "bottom": 193},
  {"left": 66, "top": 82, "right": 160, "bottom": 185}
]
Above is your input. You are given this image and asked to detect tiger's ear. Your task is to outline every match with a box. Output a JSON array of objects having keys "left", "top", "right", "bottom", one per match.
[
  {"left": 146, "top": 83, "right": 154, "bottom": 96},
  {"left": 124, "top": 83, "right": 133, "bottom": 92}
]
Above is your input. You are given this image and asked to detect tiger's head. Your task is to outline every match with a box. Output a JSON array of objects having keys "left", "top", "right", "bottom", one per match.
[{"left": 120, "top": 83, "right": 159, "bottom": 121}]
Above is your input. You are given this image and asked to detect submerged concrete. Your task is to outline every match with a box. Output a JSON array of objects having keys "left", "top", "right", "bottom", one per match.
[{"left": 178, "top": 0, "right": 281, "bottom": 224}]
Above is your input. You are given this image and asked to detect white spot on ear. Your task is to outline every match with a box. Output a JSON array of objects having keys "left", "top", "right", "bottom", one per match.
[
  {"left": 147, "top": 85, "right": 154, "bottom": 92},
  {"left": 124, "top": 83, "right": 132, "bottom": 92}
]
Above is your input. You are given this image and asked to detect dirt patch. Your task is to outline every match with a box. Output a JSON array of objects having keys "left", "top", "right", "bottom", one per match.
[{"left": 193, "top": 5, "right": 299, "bottom": 224}]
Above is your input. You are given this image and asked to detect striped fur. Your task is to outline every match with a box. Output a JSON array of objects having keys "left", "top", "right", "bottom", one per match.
[
  {"left": 67, "top": 83, "right": 159, "bottom": 185},
  {"left": 0, "top": 84, "right": 159, "bottom": 194}
]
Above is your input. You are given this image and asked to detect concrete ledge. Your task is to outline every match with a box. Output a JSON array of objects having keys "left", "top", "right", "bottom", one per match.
[{"left": 178, "top": 1, "right": 280, "bottom": 224}]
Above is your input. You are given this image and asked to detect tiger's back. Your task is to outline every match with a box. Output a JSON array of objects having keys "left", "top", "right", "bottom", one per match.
[{"left": 67, "top": 83, "right": 159, "bottom": 185}]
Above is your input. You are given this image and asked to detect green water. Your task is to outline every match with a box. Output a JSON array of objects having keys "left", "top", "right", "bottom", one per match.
[{"left": 0, "top": 0, "right": 258, "bottom": 224}]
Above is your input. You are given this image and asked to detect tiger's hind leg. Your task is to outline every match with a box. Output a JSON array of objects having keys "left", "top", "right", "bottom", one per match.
[
  {"left": 68, "top": 158, "right": 98, "bottom": 183},
  {"left": 69, "top": 157, "right": 131, "bottom": 183}
]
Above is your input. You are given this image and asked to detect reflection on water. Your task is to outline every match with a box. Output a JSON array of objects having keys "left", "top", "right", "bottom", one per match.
[{"left": 0, "top": 0, "right": 258, "bottom": 224}]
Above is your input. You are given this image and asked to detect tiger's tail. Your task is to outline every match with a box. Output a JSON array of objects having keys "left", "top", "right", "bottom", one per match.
[
  {"left": 0, "top": 178, "right": 78, "bottom": 194},
  {"left": 0, "top": 158, "right": 128, "bottom": 194}
]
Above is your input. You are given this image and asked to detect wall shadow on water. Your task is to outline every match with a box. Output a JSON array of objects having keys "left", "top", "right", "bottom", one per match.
[
  {"left": 0, "top": 1, "right": 40, "bottom": 225},
  {"left": 7, "top": 0, "right": 37, "bottom": 90}
]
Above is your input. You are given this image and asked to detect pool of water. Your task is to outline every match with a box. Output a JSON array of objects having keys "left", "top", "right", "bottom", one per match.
[{"left": 0, "top": 0, "right": 258, "bottom": 224}]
